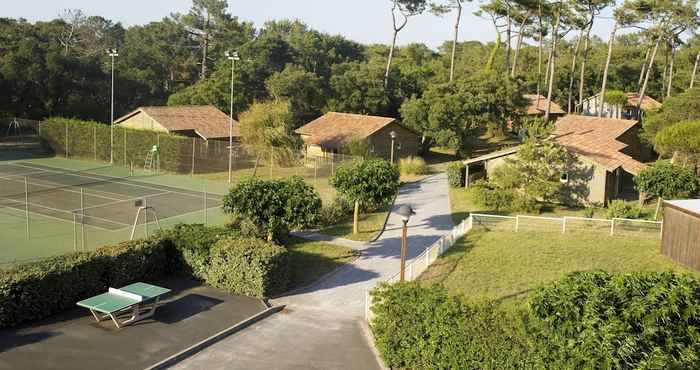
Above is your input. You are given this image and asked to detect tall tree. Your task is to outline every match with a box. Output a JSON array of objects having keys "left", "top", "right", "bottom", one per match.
[
  {"left": 576, "top": 0, "right": 615, "bottom": 111},
  {"left": 544, "top": 1, "right": 562, "bottom": 121},
  {"left": 384, "top": 0, "right": 428, "bottom": 87},
  {"left": 178, "top": 0, "right": 229, "bottom": 80},
  {"left": 431, "top": 0, "right": 470, "bottom": 82},
  {"left": 691, "top": 50, "right": 700, "bottom": 88}
]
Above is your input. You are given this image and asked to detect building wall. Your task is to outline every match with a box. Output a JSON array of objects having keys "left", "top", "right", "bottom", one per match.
[
  {"left": 368, "top": 123, "right": 420, "bottom": 159},
  {"left": 117, "top": 112, "right": 169, "bottom": 133},
  {"left": 483, "top": 152, "right": 609, "bottom": 205},
  {"left": 662, "top": 205, "right": 700, "bottom": 271},
  {"left": 617, "top": 125, "right": 653, "bottom": 163}
]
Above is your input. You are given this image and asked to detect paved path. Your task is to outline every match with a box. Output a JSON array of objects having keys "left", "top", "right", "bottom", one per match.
[{"left": 174, "top": 173, "right": 453, "bottom": 370}]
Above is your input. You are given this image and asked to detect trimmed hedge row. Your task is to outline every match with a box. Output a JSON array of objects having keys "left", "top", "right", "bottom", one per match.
[
  {"left": 0, "top": 224, "right": 289, "bottom": 328},
  {"left": 0, "top": 238, "right": 168, "bottom": 328},
  {"left": 370, "top": 272, "right": 700, "bottom": 369},
  {"left": 39, "top": 117, "right": 227, "bottom": 173}
]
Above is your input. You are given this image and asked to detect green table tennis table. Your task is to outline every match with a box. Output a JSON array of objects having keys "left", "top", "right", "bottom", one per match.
[{"left": 77, "top": 282, "right": 171, "bottom": 328}]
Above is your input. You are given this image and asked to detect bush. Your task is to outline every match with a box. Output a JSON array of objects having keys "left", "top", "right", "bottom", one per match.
[
  {"left": 634, "top": 161, "right": 698, "bottom": 201},
  {"left": 398, "top": 156, "right": 428, "bottom": 176},
  {"left": 370, "top": 282, "right": 540, "bottom": 369},
  {"left": 531, "top": 271, "right": 700, "bottom": 369},
  {"left": 446, "top": 162, "right": 465, "bottom": 188},
  {"left": 206, "top": 236, "right": 289, "bottom": 298},
  {"left": 223, "top": 176, "right": 321, "bottom": 241},
  {"left": 318, "top": 197, "right": 353, "bottom": 227},
  {"left": 0, "top": 238, "right": 169, "bottom": 328},
  {"left": 158, "top": 224, "right": 239, "bottom": 280},
  {"left": 470, "top": 181, "right": 515, "bottom": 211},
  {"left": 606, "top": 199, "right": 642, "bottom": 219}
]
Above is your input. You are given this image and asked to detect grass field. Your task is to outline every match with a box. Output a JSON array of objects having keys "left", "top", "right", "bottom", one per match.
[
  {"left": 286, "top": 236, "right": 360, "bottom": 290},
  {"left": 419, "top": 230, "right": 693, "bottom": 303}
]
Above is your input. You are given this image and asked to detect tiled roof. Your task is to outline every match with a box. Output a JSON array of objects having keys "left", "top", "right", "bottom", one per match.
[
  {"left": 524, "top": 94, "right": 566, "bottom": 115},
  {"left": 116, "top": 105, "right": 239, "bottom": 140},
  {"left": 553, "top": 115, "right": 647, "bottom": 175},
  {"left": 295, "top": 112, "right": 398, "bottom": 148},
  {"left": 625, "top": 93, "right": 662, "bottom": 111}
]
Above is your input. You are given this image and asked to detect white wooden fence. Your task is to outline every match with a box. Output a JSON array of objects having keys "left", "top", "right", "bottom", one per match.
[{"left": 364, "top": 212, "right": 662, "bottom": 322}]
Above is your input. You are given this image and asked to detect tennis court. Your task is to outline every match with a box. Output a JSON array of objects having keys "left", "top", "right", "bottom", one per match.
[{"left": 0, "top": 161, "right": 224, "bottom": 231}]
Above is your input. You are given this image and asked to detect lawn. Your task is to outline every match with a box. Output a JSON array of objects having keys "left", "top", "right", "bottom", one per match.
[
  {"left": 285, "top": 236, "right": 360, "bottom": 289},
  {"left": 419, "top": 230, "right": 693, "bottom": 303},
  {"left": 319, "top": 207, "right": 390, "bottom": 242}
]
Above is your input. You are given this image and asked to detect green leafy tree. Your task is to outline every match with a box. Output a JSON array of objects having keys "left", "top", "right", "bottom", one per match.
[
  {"left": 238, "top": 100, "right": 300, "bottom": 173},
  {"left": 635, "top": 161, "right": 697, "bottom": 200},
  {"left": 326, "top": 61, "right": 397, "bottom": 116},
  {"left": 655, "top": 119, "right": 700, "bottom": 166},
  {"left": 385, "top": 0, "right": 429, "bottom": 86},
  {"left": 265, "top": 64, "right": 325, "bottom": 127},
  {"left": 643, "top": 88, "right": 700, "bottom": 144},
  {"left": 330, "top": 159, "right": 400, "bottom": 234},
  {"left": 491, "top": 140, "right": 579, "bottom": 209},
  {"left": 223, "top": 176, "right": 321, "bottom": 241}
]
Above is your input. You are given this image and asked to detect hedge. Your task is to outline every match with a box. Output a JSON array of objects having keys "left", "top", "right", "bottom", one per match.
[
  {"left": 206, "top": 236, "right": 289, "bottom": 297},
  {"left": 370, "top": 282, "right": 540, "bottom": 369},
  {"left": 531, "top": 271, "right": 700, "bottom": 369},
  {"left": 39, "top": 117, "right": 225, "bottom": 173},
  {"left": 0, "top": 225, "right": 289, "bottom": 328},
  {"left": 446, "top": 162, "right": 465, "bottom": 188},
  {"left": 0, "top": 238, "right": 169, "bottom": 328}
]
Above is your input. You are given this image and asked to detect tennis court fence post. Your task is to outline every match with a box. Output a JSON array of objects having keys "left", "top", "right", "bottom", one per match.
[
  {"left": 270, "top": 146, "right": 274, "bottom": 179},
  {"left": 93, "top": 126, "right": 97, "bottom": 161},
  {"left": 204, "top": 183, "right": 208, "bottom": 225},
  {"left": 80, "top": 188, "right": 85, "bottom": 251},
  {"left": 24, "top": 176, "right": 30, "bottom": 240},
  {"left": 65, "top": 123, "right": 69, "bottom": 158},
  {"left": 191, "top": 139, "right": 196, "bottom": 176}
]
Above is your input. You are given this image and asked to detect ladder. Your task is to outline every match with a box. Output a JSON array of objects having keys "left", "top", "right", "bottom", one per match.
[{"left": 144, "top": 151, "right": 154, "bottom": 172}]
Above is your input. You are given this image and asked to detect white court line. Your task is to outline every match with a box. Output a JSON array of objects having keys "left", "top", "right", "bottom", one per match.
[
  {"left": 110, "top": 204, "right": 224, "bottom": 232},
  {"left": 1, "top": 171, "right": 124, "bottom": 203},
  {"left": 14, "top": 162, "right": 216, "bottom": 201},
  {"left": 77, "top": 191, "right": 172, "bottom": 212}
]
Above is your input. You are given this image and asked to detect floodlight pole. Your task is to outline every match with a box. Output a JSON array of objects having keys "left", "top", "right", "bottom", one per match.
[
  {"left": 107, "top": 49, "right": 119, "bottom": 164},
  {"left": 226, "top": 50, "right": 240, "bottom": 184},
  {"left": 390, "top": 131, "right": 397, "bottom": 165}
]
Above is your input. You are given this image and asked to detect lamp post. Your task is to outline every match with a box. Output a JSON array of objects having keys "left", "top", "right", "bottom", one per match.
[
  {"left": 106, "top": 48, "right": 119, "bottom": 164},
  {"left": 225, "top": 50, "right": 240, "bottom": 184},
  {"left": 396, "top": 204, "right": 415, "bottom": 282},
  {"left": 389, "top": 130, "right": 397, "bottom": 165}
]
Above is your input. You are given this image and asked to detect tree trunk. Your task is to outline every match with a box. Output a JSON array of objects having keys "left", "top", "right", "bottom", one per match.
[
  {"left": 654, "top": 197, "right": 662, "bottom": 221},
  {"left": 449, "top": 1, "right": 463, "bottom": 83},
  {"left": 667, "top": 46, "right": 675, "bottom": 98},
  {"left": 568, "top": 31, "right": 583, "bottom": 114},
  {"left": 200, "top": 13, "right": 210, "bottom": 80},
  {"left": 661, "top": 44, "right": 669, "bottom": 98},
  {"left": 578, "top": 16, "right": 594, "bottom": 111},
  {"left": 505, "top": 9, "right": 512, "bottom": 72},
  {"left": 511, "top": 13, "right": 531, "bottom": 78},
  {"left": 544, "top": 9, "right": 561, "bottom": 122},
  {"left": 690, "top": 51, "right": 700, "bottom": 89},
  {"left": 385, "top": 29, "right": 399, "bottom": 88},
  {"left": 252, "top": 153, "right": 262, "bottom": 177},
  {"left": 638, "top": 38, "right": 661, "bottom": 111},
  {"left": 353, "top": 200, "right": 360, "bottom": 234},
  {"left": 638, "top": 47, "right": 651, "bottom": 93},
  {"left": 536, "top": 2, "right": 543, "bottom": 97},
  {"left": 599, "top": 22, "right": 618, "bottom": 118}
]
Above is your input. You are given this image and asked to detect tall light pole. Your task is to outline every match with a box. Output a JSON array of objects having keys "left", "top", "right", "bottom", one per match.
[
  {"left": 106, "top": 48, "right": 119, "bottom": 164},
  {"left": 389, "top": 130, "right": 397, "bottom": 165},
  {"left": 225, "top": 50, "right": 240, "bottom": 184},
  {"left": 396, "top": 204, "right": 415, "bottom": 282}
]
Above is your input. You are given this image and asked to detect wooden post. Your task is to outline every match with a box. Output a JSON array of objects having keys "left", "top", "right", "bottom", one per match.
[
  {"left": 515, "top": 216, "right": 519, "bottom": 232},
  {"left": 610, "top": 218, "right": 615, "bottom": 236},
  {"left": 400, "top": 221, "right": 407, "bottom": 281},
  {"left": 562, "top": 217, "right": 566, "bottom": 234},
  {"left": 270, "top": 146, "right": 274, "bottom": 179},
  {"left": 353, "top": 200, "right": 360, "bottom": 234},
  {"left": 465, "top": 164, "right": 470, "bottom": 188}
]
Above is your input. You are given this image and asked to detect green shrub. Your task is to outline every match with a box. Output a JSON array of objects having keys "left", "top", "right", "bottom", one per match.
[
  {"left": 158, "top": 224, "right": 239, "bottom": 279},
  {"left": 331, "top": 158, "right": 401, "bottom": 209},
  {"left": 0, "top": 238, "right": 169, "bottom": 328},
  {"left": 318, "top": 197, "right": 353, "bottom": 227},
  {"left": 531, "top": 271, "right": 700, "bottom": 369},
  {"left": 223, "top": 176, "right": 321, "bottom": 241},
  {"left": 370, "top": 282, "right": 540, "bottom": 369},
  {"left": 470, "top": 181, "right": 515, "bottom": 211},
  {"left": 398, "top": 156, "right": 428, "bottom": 176},
  {"left": 634, "top": 161, "right": 698, "bottom": 201},
  {"left": 606, "top": 199, "right": 642, "bottom": 219},
  {"left": 206, "top": 236, "right": 289, "bottom": 298},
  {"left": 447, "top": 162, "right": 465, "bottom": 188}
]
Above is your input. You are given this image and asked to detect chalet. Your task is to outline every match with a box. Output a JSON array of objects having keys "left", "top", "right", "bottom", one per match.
[
  {"left": 579, "top": 92, "right": 662, "bottom": 120},
  {"left": 463, "top": 115, "right": 650, "bottom": 205},
  {"left": 523, "top": 94, "right": 566, "bottom": 119},
  {"left": 295, "top": 112, "right": 420, "bottom": 159},
  {"left": 114, "top": 105, "right": 239, "bottom": 141}
]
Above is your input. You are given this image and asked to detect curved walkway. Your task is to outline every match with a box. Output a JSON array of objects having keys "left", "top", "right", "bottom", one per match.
[{"left": 173, "top": 173, "right": 453, "bottom": 370}]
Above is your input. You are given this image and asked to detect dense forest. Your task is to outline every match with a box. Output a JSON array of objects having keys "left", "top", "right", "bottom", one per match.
[{"left": 1, "top": 0, "right": 699, "bottom": 153}]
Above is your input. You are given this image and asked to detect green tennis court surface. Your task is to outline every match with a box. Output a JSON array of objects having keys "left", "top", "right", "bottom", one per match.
[
  {"left": 0, "top": 161, "right": 223, "bottom": 230},
  {"left": 0, "top": 158, "right": 230, "bottom": 265}
]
